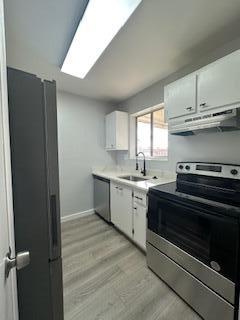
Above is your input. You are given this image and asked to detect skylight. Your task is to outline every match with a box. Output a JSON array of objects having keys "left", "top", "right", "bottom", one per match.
[{"left": 61, "top": 0, "right": 142, "bottom": 79}]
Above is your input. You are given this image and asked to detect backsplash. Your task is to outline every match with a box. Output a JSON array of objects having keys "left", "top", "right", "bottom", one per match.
[{"left": 116, "top": 130, "right": 240, "bottom": 173}]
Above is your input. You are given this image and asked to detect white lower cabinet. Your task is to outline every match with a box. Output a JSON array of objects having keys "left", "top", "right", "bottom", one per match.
[
  {"left": 133, "top": 201, "right": 146, "bottom": 250},
  {"left": 110, "top": 182, "right": 147, "bottom": 250},
  {"left": 110, "top": 182, "right": 133, "bottom": 238}
]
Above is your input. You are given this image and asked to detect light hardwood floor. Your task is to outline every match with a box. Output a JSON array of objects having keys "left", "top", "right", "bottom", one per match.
[{"left": 62, "top": 214, "right": 201, "bottom": 320}]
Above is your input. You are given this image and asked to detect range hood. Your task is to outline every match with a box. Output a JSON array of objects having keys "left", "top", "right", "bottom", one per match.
[{"left": 169, "top": 108, "right": 240, "bottom": 136}]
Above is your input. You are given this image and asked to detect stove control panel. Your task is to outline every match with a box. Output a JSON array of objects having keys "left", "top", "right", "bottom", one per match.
[{"left": 177, "top": 162, "right": 240, "bottom": 179}]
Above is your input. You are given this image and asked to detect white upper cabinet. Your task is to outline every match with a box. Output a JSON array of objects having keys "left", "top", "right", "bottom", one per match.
[
  {"left": 198, "top": 50, "right": 240, "bottom": 112},
  {"left": 106, "top": 112, "right": 116, "bottom": 149},
  {"left": 105, "top": 111, "right": 128, "bottom": 150},
  {"left": 164, "top": 73, "right": 197, "bottom": 120},
  {"left": 164, "top": 50, "right": 240, "bottom": 123}
]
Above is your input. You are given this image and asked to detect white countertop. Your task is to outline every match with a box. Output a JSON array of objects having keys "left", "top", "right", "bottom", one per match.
[{"left": 92, "top": 168, "right": 176, "bottom": 192}]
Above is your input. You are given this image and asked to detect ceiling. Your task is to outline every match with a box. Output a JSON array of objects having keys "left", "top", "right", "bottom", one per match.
[{"left": 4, "top": 0, "right": 240, "bottom": 102}]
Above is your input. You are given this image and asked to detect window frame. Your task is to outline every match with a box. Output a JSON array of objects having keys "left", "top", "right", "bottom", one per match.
[{"left": 135, "top": 107, "right": 168, "bottom": 159}]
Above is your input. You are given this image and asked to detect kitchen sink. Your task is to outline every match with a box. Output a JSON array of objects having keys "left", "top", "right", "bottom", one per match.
[{"left": 118, "top": 175, "right": 149, "bottom": 182}]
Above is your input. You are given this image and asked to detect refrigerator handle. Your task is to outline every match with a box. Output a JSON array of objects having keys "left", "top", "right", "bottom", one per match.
[{"left": 50, "top": 194, "right": 58, "bottom": 250}]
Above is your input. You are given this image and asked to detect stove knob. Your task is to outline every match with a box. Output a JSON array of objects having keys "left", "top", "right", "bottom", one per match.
[
  {"left": 231, "top": 169, "right": 238, "bottom": 176},
  {"left": 185, "top": 165, "right": 190, "bottom": 171},
  {"left": 179, "top": 164, "right": 184, "bottom": 170}
]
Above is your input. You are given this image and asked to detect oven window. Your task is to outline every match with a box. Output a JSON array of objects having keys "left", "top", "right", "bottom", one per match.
[
  {"left": 148, "top": 195, "right": 239, "bottom": 282},
  {"left": 160, "top": 204, "right": 211, "bottom": 262}
]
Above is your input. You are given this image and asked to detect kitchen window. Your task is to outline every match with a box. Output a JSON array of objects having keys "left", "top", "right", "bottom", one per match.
[{"left": 136, "top": 108, "right": 168, "bottom": 158}]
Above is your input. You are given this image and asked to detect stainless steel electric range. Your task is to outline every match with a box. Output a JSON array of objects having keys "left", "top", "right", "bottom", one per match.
[{"left": 146, "top": 162, "right": 240, "bottom": 320}]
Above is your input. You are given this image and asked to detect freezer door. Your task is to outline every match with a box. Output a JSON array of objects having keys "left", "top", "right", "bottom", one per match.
[
  {"left": 49, "top": 258, "right": 64, "bottom": 320},
  {"left": 43, "top": 80, "right": 62, "bottom": 260}
]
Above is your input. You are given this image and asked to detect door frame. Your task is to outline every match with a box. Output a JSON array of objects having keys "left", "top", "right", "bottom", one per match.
[{"left": 0, "top": 0, "right": 19, "bottom": 319}]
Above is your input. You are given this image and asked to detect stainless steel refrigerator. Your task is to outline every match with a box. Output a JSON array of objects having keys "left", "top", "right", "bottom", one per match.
[{"left": 7, "top": 67, "right": 64, "bottom": 320}]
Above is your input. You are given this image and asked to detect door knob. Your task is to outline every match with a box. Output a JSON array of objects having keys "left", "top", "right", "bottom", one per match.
[{"left": 5, "top": 247, "right": 30, "bottom": 278}]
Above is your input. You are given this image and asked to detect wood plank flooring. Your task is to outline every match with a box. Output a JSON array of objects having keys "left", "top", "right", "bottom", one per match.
[{"left": 62, "top": 214, "right": 201, "bottom": 320}]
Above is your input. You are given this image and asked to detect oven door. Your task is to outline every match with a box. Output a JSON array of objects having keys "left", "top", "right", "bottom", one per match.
[{"left": 147, "top": 193, "right": 239, "bottom": 284}]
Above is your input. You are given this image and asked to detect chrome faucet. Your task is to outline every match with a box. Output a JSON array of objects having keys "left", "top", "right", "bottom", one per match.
[{"left": 136, "top": 152, "right": 146, "bottom": 176}]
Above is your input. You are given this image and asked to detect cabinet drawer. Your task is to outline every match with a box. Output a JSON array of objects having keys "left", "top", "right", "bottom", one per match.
[{"left": 133, "top": 190, "right": 147, "bottom": 207}]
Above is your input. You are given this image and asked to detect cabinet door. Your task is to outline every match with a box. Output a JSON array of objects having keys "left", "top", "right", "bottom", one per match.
[
  {"left": 105, "top": 114, "right": 112, "bottom": 149},
  {"left": 115, "top": 111, "right": 128, "bottom": 150},
  {"left": 106, "top": 112, "right": 116, "bottom": 149},
  {"left": 198, "top": 51, "right": 240, "bottom": 112},
  {"left": 164, "top": 73, "right": 197, "bottom": 120},
  {"left": 133, "top": 203, "right": 146, "bottom": 250},
  {"left": 110, "top": 183, "right": 120, "bottom": 227},
  {"left": 110, "top": 183, "right": 132, "bottom": 238}
]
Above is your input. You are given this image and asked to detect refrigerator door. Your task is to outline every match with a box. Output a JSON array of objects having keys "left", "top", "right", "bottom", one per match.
[
  {"left": 8, "top": 68, "right": 52, "bottom": 319},
  {"left": 8, "top": 68, "right": 63, "bottom": 320},
  {"left": 43, "top": 80, "right": 61, "bottom": 260}
]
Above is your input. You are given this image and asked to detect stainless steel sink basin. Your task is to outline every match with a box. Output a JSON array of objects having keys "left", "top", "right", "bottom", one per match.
[{"left": 118, "top": 175, "right": 149, "bottom": 182}]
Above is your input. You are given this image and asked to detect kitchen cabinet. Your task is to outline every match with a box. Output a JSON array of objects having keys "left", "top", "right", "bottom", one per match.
[
  {"left": 110, "top": 182, "right": 132, "bottom": 238},
  {"left": 105, "top": 112, "right": 115, "bottom": 150},
  {"left": 198, "top": 50, "right": 240, "bottom": 112},
  {"left": 164, "top": 73, "right": 197, "bottom": 120},
  {"left": 110, "top": 181, "right": 147, "bottom": 250},
  {"left": 105, "top": 111, "right": 128, "bottom": 150},
  {"left": 133, "top": 190, "right": 147, "bottom": 250},
  {"left": 164, "top": 50, "right": 240, "bottom": 123}
]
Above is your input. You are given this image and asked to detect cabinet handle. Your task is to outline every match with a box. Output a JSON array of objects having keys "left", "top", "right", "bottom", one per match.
[
  {"left": 200, "top": 102, "right": 206, "bottom": 107},
  {"left": 115, "top": 186, "right": 119, "bottom": 189},
  {"left": 186, "top": 107, "right": 192, "bottom": 111},
  {"left": 133, "top": 207, "right": 137, "bottom": 210},
  {"left": 134, "top": 196, "right": 143, "bottom": 200}
]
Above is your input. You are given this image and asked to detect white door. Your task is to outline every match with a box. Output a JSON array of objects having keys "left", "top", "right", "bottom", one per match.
[
  {"left": 105, "top": 112, "right": 116, "bottom": 149},
  {"left": 110, "top": 182, "right": 121, "bottom": 226},
  {"left": 105, "top": 113, "right": 112, "bottom": 149},
  {"left": 117, "top": 185, "right": 132, "bottom": 238},
  {"left": 0, "top": 1, "right": 18, "bottom": 319},
  {"left": 110, "top": 182, "right": 132, "bottom": 238},
  {"left": 0, "top": 123, "right": 17, "bottom": 320},
  {"left": 133, "top": 204, "right": 146, "bottom": 250},
  {"left": 164, "top": 73, "right": 197, "bottom": 120},
  {"left": 198, "top": 50, "right": 240, "bottom": 112}
]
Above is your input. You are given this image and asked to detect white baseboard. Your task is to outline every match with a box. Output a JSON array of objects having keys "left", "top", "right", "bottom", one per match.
[{"left": 61, "top": 208, "right": 94, "bottom": 223}]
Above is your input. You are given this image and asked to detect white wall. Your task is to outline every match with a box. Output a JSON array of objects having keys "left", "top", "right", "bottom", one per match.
[
  {"left": 117, "top": 36, "right": 240, "bottom": 172},
  {"left": 57, "top": 91, "right": 116, "bottom": 217}
]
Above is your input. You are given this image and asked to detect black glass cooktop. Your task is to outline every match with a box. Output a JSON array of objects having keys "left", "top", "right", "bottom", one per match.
[{"left": 149, "top": 174, "right": 240, "bottom": 218}]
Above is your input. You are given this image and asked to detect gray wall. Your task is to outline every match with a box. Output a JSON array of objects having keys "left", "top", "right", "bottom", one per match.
[
  {"left": 117, "top": 36, "right": 240, "bottom": 171},
  {"left": 57, "top": 91, "right": 116, "bottom": 217},
  {"left": 57, "top": 35, "right": 240, "bottom": 217}
]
